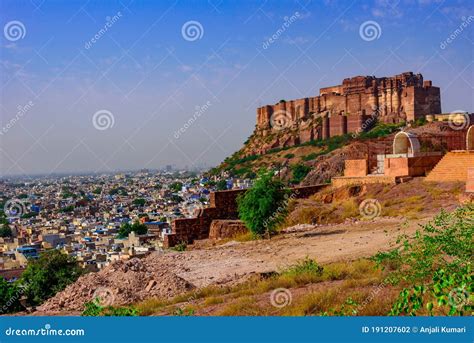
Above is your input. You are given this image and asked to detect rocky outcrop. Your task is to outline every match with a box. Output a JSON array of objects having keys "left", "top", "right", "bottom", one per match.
[{"left": 209, "top": 220, "right": 248, "bottom": 240}]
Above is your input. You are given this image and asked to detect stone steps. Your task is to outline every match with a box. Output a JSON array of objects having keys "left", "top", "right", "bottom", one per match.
[{"left": 425, "top": 151, "right": 474, "bottom": 182}]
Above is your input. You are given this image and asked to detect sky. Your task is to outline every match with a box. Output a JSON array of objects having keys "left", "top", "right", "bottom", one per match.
[{"left": 0, "top": 0, "right": 473, "bottom": 176}]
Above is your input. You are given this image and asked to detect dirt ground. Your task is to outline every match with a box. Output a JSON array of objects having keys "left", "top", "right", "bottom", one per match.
[
  {"left": 33, "top": 179, "right": 463, "bottom": 315},
  {"left": 168, "top": 216, "right": 424, "bottom": 288}
]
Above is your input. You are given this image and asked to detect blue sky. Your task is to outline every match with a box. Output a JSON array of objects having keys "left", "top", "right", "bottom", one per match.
[{"left": 1, "top": 0, "right": 473, "bottom": 176}]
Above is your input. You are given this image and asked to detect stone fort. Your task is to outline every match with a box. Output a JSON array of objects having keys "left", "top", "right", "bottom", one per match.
[{"left": 256, "top": 72, "right": 441, "bottom": 142}]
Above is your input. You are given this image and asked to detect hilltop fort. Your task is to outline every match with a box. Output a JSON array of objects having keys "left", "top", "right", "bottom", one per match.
[{"left": 251, "top": 72, "right": 441, "bottom": 154}]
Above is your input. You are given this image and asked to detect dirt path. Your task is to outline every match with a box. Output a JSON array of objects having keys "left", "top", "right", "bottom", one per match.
[
  {"left": 35, "top": 215, "right": 429, "bottom": 314},
  {"left": 167, "top": 216, "right": 425, "bottom": 288}
]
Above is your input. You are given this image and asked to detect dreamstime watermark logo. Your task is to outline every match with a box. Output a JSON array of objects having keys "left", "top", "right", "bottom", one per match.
[
  {"left": 270, "top": 110, "right": 293, "bottom": 131},
  {"left": 4, "top": 199, "right": 27, "bottom": 219},
  {"left": 1, "top": 281, "right": 31, "bottom": 314},
  {"left": 174, "top": 101, "right": 212, "bottom": 139},
  {"left": 184, "top": 201, "right": 204, "bottom": 218},
  {"left": 181, "top": 20, "right": 204, "bottom": 41},
  {"left": 448, "top": 110, "right": 470, "bottom": 131},
  {"left": 262, "top": 12, "right": 301, "bottom": 49},
  {"left": 440, "top": 16, "right": 474, "bottom": 50},
  {"left": 270, "top": 288, "right": 292, "bottom": 308},
  {"left": 448, "top": 287, "right": 470, "bottom": 309},
  {"left": 92, "top": 110, "right": 115, "bottom": 131},
  {"left": 85, "top": 12, "right": 123, "bottom": 49},
  {"left": 351, "top": 105, "right": 381, "bottom": 138},
  {"left": 263, "top": 190, "right": 298, "bottom": 229},
  {"left": 359, "top": 199, "right": 381, "bottom": 220},
  {"left": 4, "top": 20, "right": 26, "bottom": 41},
  {"left": 0, "top": 101, "right": 34, "bottom": 136},
  {"left": 92, "top": 287, "right": 115, "bottom": 306},
  {"left": 359, "top": 20, "right": 382, "bottom": 42}
]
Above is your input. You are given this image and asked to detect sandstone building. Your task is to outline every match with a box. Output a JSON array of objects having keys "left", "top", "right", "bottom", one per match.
[{"left": 256, "top": 72, "right": 441, "bottom": 141}]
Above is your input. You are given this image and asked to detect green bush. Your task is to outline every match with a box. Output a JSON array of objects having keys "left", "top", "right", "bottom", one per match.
[
  {"left": 282, "top": 257, "right": 324, "bottom": 277},
  {"left": 20, "top": 250, "right": 82, "bottom": 307},
  {"left": 290, "top": 164, "right": 311, "bottom": 184},
  {"left": 373, "top": 205, "right": 473, "bottom": 316},
  {"left": 0, "top": 278, "right": 23, "bottom": 314},
  {"left": 82, "top": 300, "right": 138, "bottom": 316},
  {"left": 302, "top": 153, "right": 318, "bottom": 161},
  {"left": 237, "top": 170, "right": 288, "bottom": 237},
  {"left": 0, "top": 224, "right": 12, "bottom": 237},
  {"left": 173, "top": 241, "right": 187, "bottom": 252},
  {"left": 283, "top": 153, "right": 295, "bottom": 159}
]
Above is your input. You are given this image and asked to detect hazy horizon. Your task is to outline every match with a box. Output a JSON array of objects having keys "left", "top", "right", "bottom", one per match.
[{"left": 1, "top": 0, "right": 473, "bottom": 176}]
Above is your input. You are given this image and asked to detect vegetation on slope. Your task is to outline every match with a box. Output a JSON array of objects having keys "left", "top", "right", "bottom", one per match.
[
  {"left": 209, "top": 122, "right": 405, "bottom": 183},
  {"left": 1, "top": 250, "right": 82, "bottom": 313}
]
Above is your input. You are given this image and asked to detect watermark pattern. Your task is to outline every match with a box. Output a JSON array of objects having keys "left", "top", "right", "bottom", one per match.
[
  {"left": 351, "top": 105, "right": 380, "bottom": 138},
  {"left": 355, "top": 279, "right": 389, "bottom": 314},
  {"left": 359, "top": 198, "right": 381, "bottom": 220},
  {"left": 359, "top": 20, "right": 382, "bottom": 42},
  {"left": 440, "top": 16, "right": 474, "bottom": 50},
  {"left": 184, "top": 201, "right": 204, "bottom": 218},
  {"left": 448, "top": 110, "right": 471, "bottom": 131},
  {"left": 4, "top": 199, "right": 27, "bottom": 219},
  {"left": 5, "top": 324, "right": 85, "bottom": 337},
  {"left": 270, "top": 288, "right": 292, "bottom": 308},
  {"left": 270, "top": 109, "right": 293, "bottom": 131},
  {"left": 181, "top": 20, "right": 204, "bottom": 41},
  {"left": 85, "top": 12, "right": 123, "bottom": 49},
  {"left": 4, "top": 20, "right": 26, "bottom": 41},
  {"left": 92, "top": 287, "right": 115, "bottom": 306},
  {"left": 92, "top": 110, "right": 115, "bottom": 131},
  {"left": 263, "top": 190, "right": 298, "bottom": 229},
  {"left": 448, "top": 287, "right": 470, "bottom": 309},
  {"left": 262, "top": 12, "right": 300, "bottom": 49},
  {"left": 0, "top": 101, "right": 34, "bottom": 136},
  {"left": 1, "top": 282, "right": 32, "bottom": 314},
  {"left": 174, "top": 101, "right": 212, "bottom": 139}
]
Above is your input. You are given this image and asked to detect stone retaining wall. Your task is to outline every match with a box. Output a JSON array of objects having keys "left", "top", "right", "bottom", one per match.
[{"left": 164, "top": 184, "right": 328, "bottom": 248}]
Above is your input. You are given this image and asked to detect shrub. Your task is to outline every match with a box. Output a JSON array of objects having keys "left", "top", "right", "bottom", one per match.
[
  {"left": 373, "top": 204, "right": 473, "bottom": 315},
  {"left": 0, "top": 278, "right": 23, "bottom": 314},
  {"left": 237, "top": 170, "right": 288, "bottom": 236},
  {"left": 82, "top": 300, "right": 138, "bottom": 316},
  {"left": 173, "top": 241, "right": 187, "bottom": 252},
  {"left": 20, "top": 250, "right": 82, "bottom": 307},
  {"left": 283, "top": 153, "right": 295, "bottom": 159},
  {"left": 302, "top": 153, "right": 318, "bottom": 161},
  {"left": 290, "top": 164, "right": 311, "bottom": 184}
]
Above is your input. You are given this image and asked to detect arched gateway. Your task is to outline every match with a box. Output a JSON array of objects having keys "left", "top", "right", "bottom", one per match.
[
  {"left": 393, "top": 131, "right": 420, "bottom": 156},
  {"left": 467, "top": 125, "right": 474, "bottom": 151}
]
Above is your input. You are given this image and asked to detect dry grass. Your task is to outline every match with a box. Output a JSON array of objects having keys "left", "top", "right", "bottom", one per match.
[{"left": 135, "top": 258, "right": 396, "bottom": 316}]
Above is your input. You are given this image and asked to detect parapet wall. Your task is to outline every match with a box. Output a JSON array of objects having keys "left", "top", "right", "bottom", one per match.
[{"left": 164, "top": 184, "right": 328, "bottom": 248}]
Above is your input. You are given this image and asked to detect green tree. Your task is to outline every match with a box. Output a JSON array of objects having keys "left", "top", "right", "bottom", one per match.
[
  {"left": 0, "top": 278, "right": 23, "bottom": 313},
  {"left": 237, "top": 170, "right": 288, "bottom": 237},
  {"left": 0, "top": 224, "right": 12, "bottom": 238},
  {"left": 169, "top": 182, "right": 183, "bottom": 192},
  {"left": 216, "top": 179, "right": 228, "bottom": 191},
  {"left": 20, "top": 250, "right": 82, "bottom": 306},
  {"left": 117, "top": 221, "right": 148, "bottom": 238},
  {"left": 133, "top": 198, "right": 146, "bottom": 206}
]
